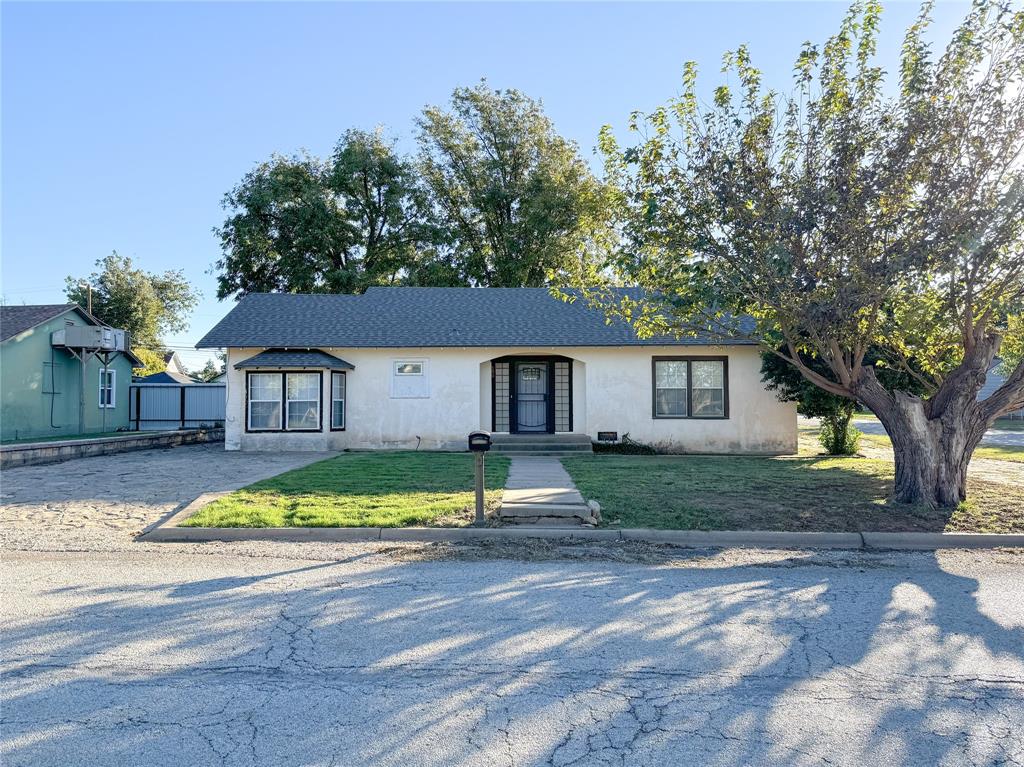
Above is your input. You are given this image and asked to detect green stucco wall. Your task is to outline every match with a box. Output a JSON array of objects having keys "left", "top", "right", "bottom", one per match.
[{"left": 1, "top": 311, "right": 134, "bottom": 441}]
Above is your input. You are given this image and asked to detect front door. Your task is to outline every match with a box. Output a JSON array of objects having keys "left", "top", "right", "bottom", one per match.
[{"left": 514, "top": 362, "right": 549, "bottom": 433}]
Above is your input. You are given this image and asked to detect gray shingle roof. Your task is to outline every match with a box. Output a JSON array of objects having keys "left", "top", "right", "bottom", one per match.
[
  {"left": 1, "top": 304, "right": 80, "bottom": 342},
  {"left": 136, "top": 370, "right": 201, "bottom": 384},
  {"left": 198, "top": 288, "right": 753, "bottom": 349},
  {"left": 233, "top": 349, "right": 355, "bottom": 370}
]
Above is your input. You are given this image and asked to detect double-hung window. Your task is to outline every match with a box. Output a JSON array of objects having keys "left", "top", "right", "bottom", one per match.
[
  {"left": 248, "top": 373, "right": 283, "bottom": 430},
  {"left": 652, "top": 357, "right": 728, "bottom": 418},
  {"left": 98, "top": 368, "right": 116, "bottom": 408},
  {"left": 286, "top": 373, "right": 320, "bottom": 430},
  {"left": 247, "top": 372, "right": 322, "bottom": 431},
  {"left": 331, "top": 372, "right": 346, "bottom": 430}
]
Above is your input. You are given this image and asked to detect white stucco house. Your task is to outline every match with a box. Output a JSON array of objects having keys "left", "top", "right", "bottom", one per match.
[{"left": 196, "top": 287, "right": 797, "bottom": 454}]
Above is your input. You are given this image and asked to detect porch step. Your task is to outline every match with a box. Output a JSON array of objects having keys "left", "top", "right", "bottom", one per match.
[
  {"left": 490, "top": 433, "right": 593, "bottom": 455},
  {"left": 500, "top": 503, "right": 593, "bottom": 518},
  {"left": 491, "top": 443, "right": 593, "bottom": 454}
]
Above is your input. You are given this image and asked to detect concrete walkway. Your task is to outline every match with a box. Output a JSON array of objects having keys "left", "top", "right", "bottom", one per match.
[
  {"left": 499, "top": 457, "right": 595, "bottom": 525},
  {"left": 502, "top": 457, "right": 586, "bottom": 506}
]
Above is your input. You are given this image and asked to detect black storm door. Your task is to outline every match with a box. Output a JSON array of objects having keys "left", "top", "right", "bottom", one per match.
[{"left": 514, "top": 362, "right": 549, "bottom": 433}]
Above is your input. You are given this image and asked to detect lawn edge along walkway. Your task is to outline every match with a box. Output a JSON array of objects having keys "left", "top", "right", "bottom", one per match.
[{"left": 139, "top": 494, "right": 1024, "bottom": 550}]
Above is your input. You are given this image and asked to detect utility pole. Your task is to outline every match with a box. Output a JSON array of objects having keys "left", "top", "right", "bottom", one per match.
[{"left": 78, "top": 282, "right": 92, "bottom": 314}]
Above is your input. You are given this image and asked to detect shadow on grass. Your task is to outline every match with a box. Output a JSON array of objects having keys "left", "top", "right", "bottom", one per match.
[{"left": 3, "top": 550, "right": 1022, "bottom": 765}]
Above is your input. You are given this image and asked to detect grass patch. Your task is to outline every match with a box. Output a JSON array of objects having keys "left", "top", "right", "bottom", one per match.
[
  {"left": 1, "top": 431, "right": 130, "bottom": 445},
  {"left": 184, "top": 451, "right": 510, "bottom": 528},
  {"left": 561, "top": 454, "right": 1024, "bottom": 533}
]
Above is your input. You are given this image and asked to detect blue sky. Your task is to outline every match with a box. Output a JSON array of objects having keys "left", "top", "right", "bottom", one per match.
[{"left": 2, "top": 1, "right": 967, "bottom": 370}]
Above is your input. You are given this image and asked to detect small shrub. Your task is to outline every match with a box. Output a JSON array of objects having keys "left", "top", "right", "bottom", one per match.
[
  {"left": 592, "top": 432, "right": 658, "bottom": 455},
  {"left": 819, "top": 417, "right": 861, "bottom": 455}
]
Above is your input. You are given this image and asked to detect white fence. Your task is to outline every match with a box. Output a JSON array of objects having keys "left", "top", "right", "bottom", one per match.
[{"left": 129, "top": 383, "right": 226, "bottom": 431}]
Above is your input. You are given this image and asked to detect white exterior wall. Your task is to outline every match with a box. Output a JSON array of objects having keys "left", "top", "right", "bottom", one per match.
[{"left": 224, "top": 345, "right": 796, "bottom": 454}]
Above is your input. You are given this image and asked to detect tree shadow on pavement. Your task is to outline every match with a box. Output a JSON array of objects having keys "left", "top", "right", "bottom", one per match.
[{"left": 2, "top": 548, "right": 1022, "bottom": 766}]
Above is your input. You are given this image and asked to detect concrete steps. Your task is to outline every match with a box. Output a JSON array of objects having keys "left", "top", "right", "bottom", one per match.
[{"left": 490, "top": 433, "right": 593, "bottom": 455}]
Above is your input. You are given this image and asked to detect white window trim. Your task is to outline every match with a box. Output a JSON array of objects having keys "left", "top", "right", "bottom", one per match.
[
  {"left": 247, "top": 372, "right": 283, "bottom": 431},
  {"left": 285, "top": 372, "right": 321, "bottom": 431},
  {"left": 98, "top": 368, "right": 116, "bottom": 408},
  {"left": 390, "top": 358, "right": 430, "bottom": 399}
]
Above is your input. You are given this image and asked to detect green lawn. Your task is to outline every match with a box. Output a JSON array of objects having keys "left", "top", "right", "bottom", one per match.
[
  {"left": 1, "top": 431, "right": 130, "bottom": 445},
  {"left": 561, "top": 454, "right": 1024, "bottom": 533},
  {"left": 183, "top": 452, "right": 510, "bottom": 528}
]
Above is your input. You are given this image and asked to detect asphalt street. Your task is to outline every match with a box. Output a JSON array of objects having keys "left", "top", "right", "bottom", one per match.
[{"left": 3, "top": 540, "right": 1023, "bottom": 766}]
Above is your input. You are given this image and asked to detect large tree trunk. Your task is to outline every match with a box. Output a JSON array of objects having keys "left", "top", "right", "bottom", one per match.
[
  {"left": 849, "top": 333, "right": 1020, "bottom": 508},
  {"left": 878, "top": 393, "right": 986, "bottom": 506}
]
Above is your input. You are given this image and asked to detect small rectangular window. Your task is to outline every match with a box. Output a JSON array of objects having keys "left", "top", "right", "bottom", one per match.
[
  {"left": 248, "top": 373, "right": 282, "bottom": 430},
  {"left": 653, "top": 357, "right": 728, "bottom": 419},
  {"left": 391, "top": 358, "right": 429, "bottom": 398},
  {"left": 285, "top": 372, "right": 320, "bottom": 430},
  {"left": 98, "top": 368, "right": 116, "bottom": 408},
  {"left": 394, "top": 361, "right": 423, "bottom": 376},
  {"left": 331, "top": 372, "right": 346, "bottom": 430}
]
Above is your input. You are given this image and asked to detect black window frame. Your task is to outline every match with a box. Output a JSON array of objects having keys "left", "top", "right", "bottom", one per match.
[
  {"left": 245, "top": 370, "right": 323, "bottom": 433},
  {"left": 651, "top": 356, "right": 729, "bottom": 420},
  {"left": 330, "top": 371, "right": 346, "bottom": 432}
]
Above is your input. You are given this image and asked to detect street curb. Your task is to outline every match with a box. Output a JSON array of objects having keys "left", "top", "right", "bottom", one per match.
[
  {"left": 137, "top": 489, "right": 1024, "bottom": 550},
  {"left": 861, "top": 532, "right": 1024, "bottom": 550},
  {"left": 618, "top": 529, "right": 864, "bottom": 549}
]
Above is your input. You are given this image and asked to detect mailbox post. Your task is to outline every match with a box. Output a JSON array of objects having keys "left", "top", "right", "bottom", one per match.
[{"left": 467, "top": 431, "right": 492, "bottom": 526}]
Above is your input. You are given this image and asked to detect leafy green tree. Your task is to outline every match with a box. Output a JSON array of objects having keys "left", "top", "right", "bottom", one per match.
[
  {"left": 762, "top": 348, "right": 928, "bottom": 454},
  {"left": 193, "top": 357, "right": 224, "bottom": 382},
  {"left": 215, "top": 131, "right": 443, "bottom": 299},
  {"left": 589, "top": 0, "right": 1024, "bottom": 506},
  {"left": 761, "top": 351, "right": 862, "bottom": 455},
  {"left": 417, "top": 81, "right": 613, "bottom": 287},
  {"left": 131, "top": 347, "right": 168, "bottom": 377},
  {"left": 214, "top": 153, "right": 356, "bottom": 297},
  {"left": 329, "top": 129, "right": 451, "bottom": 288},
  {"left": 66, "top": 252, "right": 200, "bottom": 355}
]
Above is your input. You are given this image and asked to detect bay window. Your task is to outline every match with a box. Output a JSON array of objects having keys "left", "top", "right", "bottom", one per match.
[{"left": 247, "top": 372, "right": 322, "bottom": 431}]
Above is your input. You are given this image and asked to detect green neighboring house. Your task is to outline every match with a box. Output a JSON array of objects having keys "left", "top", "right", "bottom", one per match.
[{"left": 1, "top": 304, "right": 142, "bottom": 442}]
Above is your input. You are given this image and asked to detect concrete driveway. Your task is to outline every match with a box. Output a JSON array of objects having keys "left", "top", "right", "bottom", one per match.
[{"left": 2, "top": 445, "right": 1023, "bottom": 766}]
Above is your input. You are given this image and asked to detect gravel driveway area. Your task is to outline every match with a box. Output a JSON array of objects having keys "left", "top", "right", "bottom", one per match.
[
  {"left": 2, "top": 444, "right": 1023, "bottom": 766},
  {"left": 0, "top": 443, "right": 334, "bottom": 541}
]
